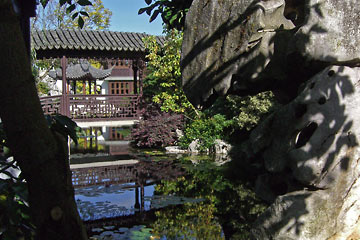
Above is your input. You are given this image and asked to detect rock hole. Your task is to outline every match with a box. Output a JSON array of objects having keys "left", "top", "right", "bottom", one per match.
[
  {"left": 294, "top": 103, "right": 307, "bottom": 118},
  {"left": 284, "top": 11, "right": 298, "bottom": 23},
  {"left": 271, "top": 181, "right": 288, "bottom": 196},
  {"left": 318, "top": 96, "right": 326, "bottom": 105},
  {"left": 295, "top": 122, "right": 318, "bottom": 148},
  {"left": 328, "top": 70, "right": 335, "bottom": 77},
  {"left": 284, "top": 0, "right": 305, "bottom": 26},
  {"left": 309, "top": 82, "right": 315, "bottom": 89}
]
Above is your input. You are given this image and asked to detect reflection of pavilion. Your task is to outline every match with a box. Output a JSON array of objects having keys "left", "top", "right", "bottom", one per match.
[
  {"left": 71, "top": 159, "right": 184, "bottom": 216},
  {"left": 71, "top": 126, "right": 132, "bottom": 155}
]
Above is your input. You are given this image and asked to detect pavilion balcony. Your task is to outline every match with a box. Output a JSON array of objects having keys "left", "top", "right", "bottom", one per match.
[{"left": 40, "top": 94, "right": 140, "bottom": 121}]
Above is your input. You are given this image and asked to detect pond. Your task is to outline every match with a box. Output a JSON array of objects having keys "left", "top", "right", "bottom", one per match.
[{"left": 70, "top": 127, "right": 267, "bottom": 240}]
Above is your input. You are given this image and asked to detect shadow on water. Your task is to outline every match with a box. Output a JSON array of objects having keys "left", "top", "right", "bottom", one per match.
[{"left": 180, "top": 0, "right": 359, "bottom": 238}]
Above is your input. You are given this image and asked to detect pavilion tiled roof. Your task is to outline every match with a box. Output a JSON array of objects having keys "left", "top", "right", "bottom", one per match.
[
  {"left": 31, "top": 29, "right": 165, "bottom": 59},
  {"left": 48, "top": 60, "right": 113, "bottom": 80}
]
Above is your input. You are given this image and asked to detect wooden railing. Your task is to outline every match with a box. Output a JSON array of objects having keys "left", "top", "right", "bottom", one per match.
[
  {"left": 40, "top": 94, "right": 140, "bottom": 121},
  {"left": 39, "top": 95, "right": 62, "bottom": 115}
]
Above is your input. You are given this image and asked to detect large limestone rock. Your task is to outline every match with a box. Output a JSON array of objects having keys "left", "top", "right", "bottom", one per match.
[
  {"left": 182, "top": 0, "right": 360, "bottom": 238},
  {"left": 181, "top": 0, "right": 294, "bottom": 107},
  {"left": 291, "top": 0, "right": 360, "bottom": 63},
  {"left": 250, "top": 66, "right": 360, "bottom": 188},
  {"left": 182, "top": 0, "right": 360, "bottom": 107},
  {"left": 248, "top": 66, "right": 360, "bottom": 239}
]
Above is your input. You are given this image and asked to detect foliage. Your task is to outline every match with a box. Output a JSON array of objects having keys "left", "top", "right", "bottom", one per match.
[
  {"left": 0, "top": 115, "right": 80, "bottom": 239},
  {"left": 45, "top": 114, "right": 81, "bottom": 145},
  {"left": 179, "top": 114, "right": 232, "bottom": 152},
  {"left": 204, "top": 91, "right": 279, "bottom": 132},
  {"left": 143, "top": 29, "right": 195, "bottom": 116},
  {"left": 152, "top": 202, "right": 224, "bottom": 240},
  {"left": 37, "top": 0, "right": 110, "bottom": 29},
  {"left": 30, "top": 49, "right": 56, "bottom": 95},
  {"left": 226, "top": 92, "right": 280, "bottom": 131},
  {"left": 131, "top": 104, "right": 183, "bottom": 148},
  {"left": 154, "top": 158, "right": 267, "bottom": 239},
  {"left": 0, "top": 157, "right": 35, "bottom": 240},
  {"left": 139, "top": 0, "right": 193, "bottom": 30}
]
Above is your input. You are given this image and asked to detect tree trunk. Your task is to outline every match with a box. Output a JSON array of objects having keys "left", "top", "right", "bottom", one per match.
[{"left": 0, "top": 2, "right": 87, "bottom": 239}]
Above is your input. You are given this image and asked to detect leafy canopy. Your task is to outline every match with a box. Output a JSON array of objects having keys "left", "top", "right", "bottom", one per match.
[
  {"left": 139, "top": 0, "right": 193, "bottom": 30},
  {"left": 36, "top": 0, "right": 111, "bottom": 29},
  {"left": 143, "top": 29, "right": 195, "bottom": 115}
]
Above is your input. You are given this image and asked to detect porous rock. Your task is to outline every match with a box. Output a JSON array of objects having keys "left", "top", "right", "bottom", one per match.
[
  {"left": 182, "top": 0, "right": 360, "bottom": 108},
  {"left": 212, "top": 139, "right": 232, "bottom": 155},
  {"left": 181, "top": 0, "right": 294, "bottom": 107},
  {"left": 291, "top": 0, "right": 360, "bottom": 63},
  {"left": 188, "top": 139, "right": 201, "bottom": 153},
  {"left": 249, "top": 66, "right": 360, "bottom": 239}
]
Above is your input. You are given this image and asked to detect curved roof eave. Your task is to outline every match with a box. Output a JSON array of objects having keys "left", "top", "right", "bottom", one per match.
[{"left": 31, "top": 29, "right": 165, "bottom": 60}]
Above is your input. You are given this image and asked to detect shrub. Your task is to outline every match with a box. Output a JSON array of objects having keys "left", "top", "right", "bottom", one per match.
[
  {"left": 179, "top": 114, "right": 232, "bottom": 152},
  {"left": 131, "top": 104, "right": 183, "bottom": 148},
  {"left": 226, "top": 91, "right": 280, "bottom": 131}
]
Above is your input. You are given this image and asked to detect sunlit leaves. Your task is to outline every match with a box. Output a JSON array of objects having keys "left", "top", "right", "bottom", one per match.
[
  {"left": 179, "top": 114, "right": 232, "bottom": 152},
  {"left": 143, "top": 29, "right": 195, "bottom": 115},
  {"left": 227, "top": 91, "right": 279, "bottom": 131}
]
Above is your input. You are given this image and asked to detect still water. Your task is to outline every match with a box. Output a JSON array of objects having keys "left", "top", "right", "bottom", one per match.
[{"left": 70, "top": 127, "right": 266, "bottom": 240}]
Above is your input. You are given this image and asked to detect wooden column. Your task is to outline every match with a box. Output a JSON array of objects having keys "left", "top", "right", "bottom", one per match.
[
  {"left": 138, "top": 59, "right": 144, "bottom": 95},
  {"left": 61, "top": 56, "right": 69, "bottom": 117},
  {"left": 132, "top": 60, "right": 138, "bottom": 95},
  {"left": 72, "top": 80, "right": 76, "bottom": 94},
  {"left": 88, "top": 80, "right": 91, "bottom": 94}
]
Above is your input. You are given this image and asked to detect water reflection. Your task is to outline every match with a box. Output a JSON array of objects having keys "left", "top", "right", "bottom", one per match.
[
  {"left": 71, "top": 126, "right": 131, "bottom": 155},
  {"left": 70, "top": 128, "right": 266, "bottom": 239},
  {"left": 76, "top": 183, "right": 154, "bottom": 220}
]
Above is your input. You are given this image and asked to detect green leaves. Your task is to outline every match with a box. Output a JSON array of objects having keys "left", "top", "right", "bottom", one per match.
[
  {"left": 59, "top": 0, "right": 72, "bottom": 6},
  {"left": 0, "top": 157, "right": 34, "bottom": 239},
  {"left": 139, "top": 0, "right": 193, "bottom": 30},
  {"left": 179, "top": 114, "right": 232, "bottom": 152},
  {"left": 66, "top": 4, "right": 76, "bottom": 14},
  {"left": 39, "top": 0, "right": 107, "bottom": 30},
  {"left": 150, "top": 9, "right": 161, "bottom": 22},
  {"left": 143, "top": 30, "right": 195, "bottom": 115},
  {"left": 77, "top": 0, "right": 93, "bottom": 6},
  {"left": 77, "top": 16, "right": 85, "bottom": 28},
  {"left": 226, "top": 91, "right": 279, "bottom": 131},
  {"left": 45, "top": 114, "right": 81, "bottom": 145}
]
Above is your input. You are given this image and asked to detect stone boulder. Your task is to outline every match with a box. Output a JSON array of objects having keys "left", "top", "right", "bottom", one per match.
[
  {"left": 248, "top": 66, "right": 360, "bottom": 239},
  {"left": 181, "top": 0, "right": 294, "bottom": 108},
  {"left": 290, "top": 0, "right": 360, "bottom": 63},
  {"left": 165, "top": 146, "right": 187, "bottom": 154},
  {"left": 188, "top": 139, "right": 201, "bottom": 153},
  {"left": 212, "top": 139, "right": 232, "bottom": 155},
  {"left": 182, "top": 0, "right": 360, "bottom": 107}
]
